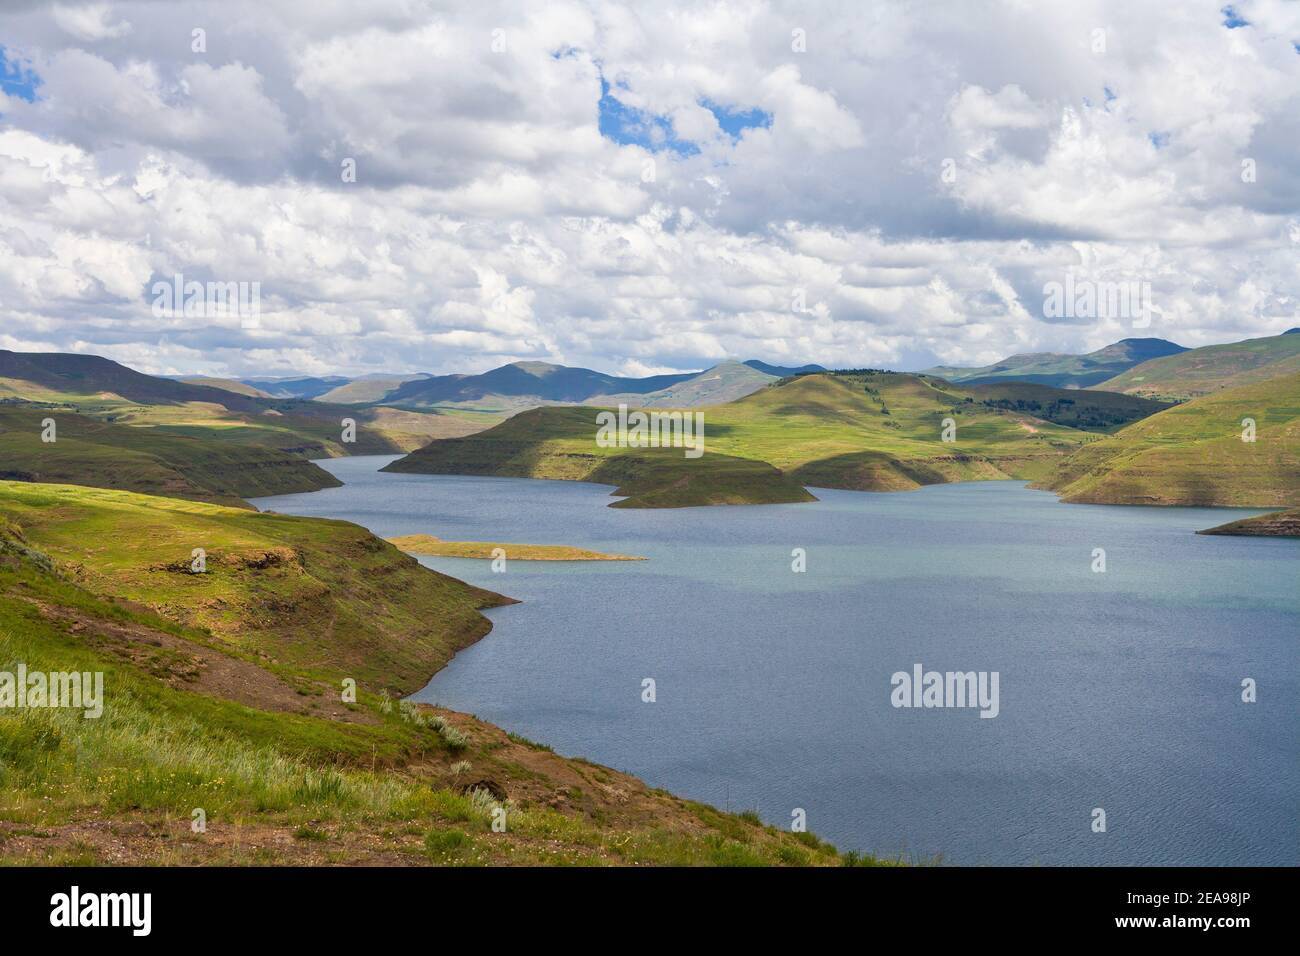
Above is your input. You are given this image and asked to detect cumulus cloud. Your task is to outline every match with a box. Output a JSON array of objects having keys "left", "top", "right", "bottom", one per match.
[{"left": 0, "top": 0, "right": 1295, "bottom": 378}]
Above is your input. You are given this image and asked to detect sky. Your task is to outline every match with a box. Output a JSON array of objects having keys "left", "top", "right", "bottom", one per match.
[{"left": 0, "top": 0, "right": 1297, "bottom": 379}]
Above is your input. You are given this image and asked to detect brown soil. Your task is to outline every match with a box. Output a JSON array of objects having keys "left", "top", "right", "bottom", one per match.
[{"left": 26, "top": 599, "right": 377, "bottom": 724}]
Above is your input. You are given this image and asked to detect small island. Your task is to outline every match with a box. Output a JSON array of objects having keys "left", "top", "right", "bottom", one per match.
[{"left": 387, "top": 533, "right": 645, "bottom": 561}]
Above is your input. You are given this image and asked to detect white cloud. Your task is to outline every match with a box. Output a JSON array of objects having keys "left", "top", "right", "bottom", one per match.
[
  {"left": 0, "top": 0, "right": 1295, "bottom": 378},
  {"left": 51, "top": 3, "right": 132, "bottom": 42}
]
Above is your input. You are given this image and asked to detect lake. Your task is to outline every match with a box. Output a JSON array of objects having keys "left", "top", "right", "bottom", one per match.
[{"left": 254, "top": 456, "right": 1299, "bottom": 865}]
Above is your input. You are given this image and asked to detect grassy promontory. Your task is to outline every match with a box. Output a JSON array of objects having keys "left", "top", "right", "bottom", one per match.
[
  {"left": 0, "top": 481, "right": 863, "bottom": 866},
  {"left": 388, "top": 534, "right": 644, "bottom": 561},
  {"left": 1197, "top": 509, "right": 1300, "bottom": 538}
]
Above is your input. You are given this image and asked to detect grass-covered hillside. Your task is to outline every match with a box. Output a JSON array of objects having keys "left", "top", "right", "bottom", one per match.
[
  {"left": 0, "top": 481, "right": 859, "bottom": 866},
  {"left": 385, "top": 371, "right": 1145, "bottom": 505},
  {"left": 1099, "top": 330, "right": 1300, "bottom": 401},
  {"left": 0, "top": 481, "right": 509, "bottom": 688},
  {"left": 0, "top": 405, "right": 340, "bottom": 507},
  {"left": 0, "top": 350, "right": 484, "bottom": 457},
  {"left": 1035, "top": 370, "right": 1300, "bottom": 507}
]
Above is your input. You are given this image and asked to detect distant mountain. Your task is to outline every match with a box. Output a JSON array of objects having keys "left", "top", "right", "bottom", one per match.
[
  {"left": 383, "top": 361, "right": 698, "bottom": 410},
  {"left": 743, "top": 360, "right": 826, "bottom": 376},
  {"left": 379, "top": 360, "right": 813, "bottom": 412},
  {"left": 240, "top": 376, "right": 350, "bottom": 400},
  {"left": 922, "top": 338, "right": 1187, "bottom": 388},
  {"left": 317, "top": 373, "right": 431, "bottom": 404},
  {"left": 178, "top": 376, "right": 273, "bottom": 398},
  {"left": 1099, "top": 331, "right": 1300, "bottom": 400},
  {"left": 593, "top": 361, "right": 782, "bottom": 407}
]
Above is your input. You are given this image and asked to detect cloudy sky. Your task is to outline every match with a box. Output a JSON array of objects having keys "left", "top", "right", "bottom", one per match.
[{"left": 0, "top": 0, "right": 1297, "bottom": 378}]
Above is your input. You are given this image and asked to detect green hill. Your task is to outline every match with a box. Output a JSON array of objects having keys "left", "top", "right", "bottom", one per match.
[
  {"left": 1099, "top": 331, "right": 1300, "bottom": 401},
  {"left": 1035, "top": 370, "right": 1300, "bottom": 507},
  {"left": 0, "top": 481, "right": 852, "bottom": 866},
  {"left": 922, "top": 338, "right": 1186, "bottom": 388},
  {"left": 0, "top": 405, "right": 339, "bottom": 507},
  {"left": 384, "top": 371, "right": 1167, "bottom": 504}
]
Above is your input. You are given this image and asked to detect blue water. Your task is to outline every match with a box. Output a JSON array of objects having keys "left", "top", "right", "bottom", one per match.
[{"left": 254, "top": 456, "right": 1299, "bottom": 866}]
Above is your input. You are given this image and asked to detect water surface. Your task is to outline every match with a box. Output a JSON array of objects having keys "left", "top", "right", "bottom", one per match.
[{"left": 255, "top": 457, "right": 1298, "bottom": 865}]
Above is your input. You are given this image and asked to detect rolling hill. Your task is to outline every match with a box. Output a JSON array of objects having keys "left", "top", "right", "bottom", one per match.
[
  {"left": 1034, "top": 369, "right": 1300, "bottom": 507},
  {"left": 384, "top": 371, "right": 1164, "bottom": 505},
  {"left": 1098, "top": 330, "right": 1300, "bottom": 401},
  {"left": 922, "top": 338, "right": 1186, "bottom": 388}
]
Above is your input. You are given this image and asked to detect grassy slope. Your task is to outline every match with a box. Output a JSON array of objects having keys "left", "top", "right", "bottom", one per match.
[
  {"left": 1099, "top": 332, "right": 1300, "bottom": 401},
  {"left": 0, "top": 482, "right": 856, "bottom": 866},
  {"left": 0, "top": 405, "right": 340, "bottom": 507},
  {"left": 0, "top": 481, "right": 509, "bottom": 689},
  {"left": 1035, "top": 370, "right": 1300, "bottom": 507}
]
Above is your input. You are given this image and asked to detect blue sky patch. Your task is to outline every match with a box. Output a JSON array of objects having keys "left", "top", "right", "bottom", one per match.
[
  {"left": 1148, "top": 131, "right": 1170, "bottom": 149},
  {"left": 700, "top": 98, "right": 772, "bottom": 140},
  {"left": 1221, "top": 6, "right": 1249, "bottom": 28},
  {"left": 0, "top": 46, "right": 40, "bottom": 102},
  {"left": 598, "top": 77, "right": 699, "bottom": 156}
]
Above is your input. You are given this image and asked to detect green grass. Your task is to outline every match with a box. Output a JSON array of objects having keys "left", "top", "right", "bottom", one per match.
[{"left": 1035, "top": 370, "right": 1300, "bottom": 506}]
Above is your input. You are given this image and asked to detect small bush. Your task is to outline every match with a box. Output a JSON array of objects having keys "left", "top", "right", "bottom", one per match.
[{"left": 424, "top": 828, "right": 470, "bottom": 857}]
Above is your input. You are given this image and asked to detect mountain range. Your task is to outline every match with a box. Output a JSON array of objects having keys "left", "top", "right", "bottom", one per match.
[{"left": 229, "top": 359, "right": 825, "bottom": 411}]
